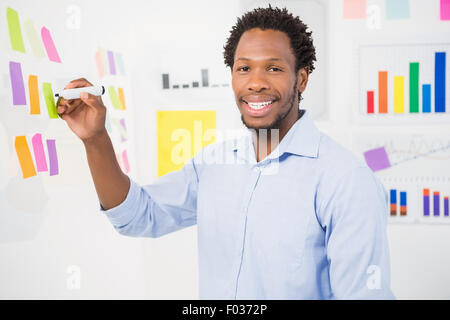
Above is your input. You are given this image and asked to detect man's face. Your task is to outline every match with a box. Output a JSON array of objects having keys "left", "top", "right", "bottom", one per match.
[{"left": 231, "top": 28, "right": 307, "bottom": 131}]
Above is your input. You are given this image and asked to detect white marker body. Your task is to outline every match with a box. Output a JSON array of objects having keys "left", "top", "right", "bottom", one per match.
[{"left": 56, "top": 86, "right": 105, "bottom": 99}]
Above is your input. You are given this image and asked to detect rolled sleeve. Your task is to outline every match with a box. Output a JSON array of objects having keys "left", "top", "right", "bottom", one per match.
[
  {"left": 101, "top": 178, "right": 142, "bottom": 227},
  {"left": 100, "top": 156, "right": 200, "bottom": 238}
]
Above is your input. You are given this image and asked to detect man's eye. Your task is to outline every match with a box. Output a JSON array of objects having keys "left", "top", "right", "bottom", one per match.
[
  {"left": 237, "top": 66, "right": 249, "bottom": 72},
  {"left": 268, "top": 67, "right": 282, "bottom": 72}
]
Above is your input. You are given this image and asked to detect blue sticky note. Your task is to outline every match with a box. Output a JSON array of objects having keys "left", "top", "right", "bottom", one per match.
[{"left": 386, "top": 0, "right": 410, "bottom": 20}]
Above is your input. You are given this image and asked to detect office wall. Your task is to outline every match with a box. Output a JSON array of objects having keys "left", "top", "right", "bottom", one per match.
[{"left": 1, "top": 0, "right": 449, "bottom": 299}]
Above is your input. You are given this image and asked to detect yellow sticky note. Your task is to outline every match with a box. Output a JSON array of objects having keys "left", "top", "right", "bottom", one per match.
[
  {"left": 157, "top": 111, "right": 216, "bottom": 177},
  {"left": 108, "top": 86, "right": 122, "bottom": 110},
  {"left": 7, "top": 7, "right": 26, "bottom": 53},
  {"left": 14, "top": 136, "right": 37, "bottom": 179}
]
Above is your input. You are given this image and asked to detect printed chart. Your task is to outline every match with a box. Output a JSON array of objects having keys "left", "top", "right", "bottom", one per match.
[
  {"left": 359, "top": 43, "right": 450, "bottom": 124},
  {"left": 355, "top": 132, "right": 450, "bottom": 224}
]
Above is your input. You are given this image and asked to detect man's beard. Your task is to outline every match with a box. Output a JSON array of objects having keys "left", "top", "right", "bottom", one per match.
[{"left": 240, "top": 77, "right": 299, "bottom": 130}]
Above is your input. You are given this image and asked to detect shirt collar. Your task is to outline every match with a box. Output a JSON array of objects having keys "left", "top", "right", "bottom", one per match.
[{"left": 232, "top": 110, "right": 321, "bottom": 162}]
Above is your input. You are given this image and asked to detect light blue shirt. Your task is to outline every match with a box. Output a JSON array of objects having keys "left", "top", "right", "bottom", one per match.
[{"left": 103, "top": 111, "right": 395, "bottom": 299}]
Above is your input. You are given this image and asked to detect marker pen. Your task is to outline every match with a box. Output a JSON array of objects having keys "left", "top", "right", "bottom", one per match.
[{"left": 54, "top": 85, "right": 105, "bottom": 99}]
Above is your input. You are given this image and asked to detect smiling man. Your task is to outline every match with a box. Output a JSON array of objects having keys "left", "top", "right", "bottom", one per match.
[{"left": 57, "top": 6, "right": 395, "bottom": 299}]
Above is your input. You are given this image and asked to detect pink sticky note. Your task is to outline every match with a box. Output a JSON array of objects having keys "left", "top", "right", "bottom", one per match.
[
  {"left": 31, "top": 133, "right": 48, "bottom": 172},
  {"left": 41, "top": 27, "right": 61, "bottom": 63},
  {"left": 441, "top": 0, "right": 450, "bottom": 20},
  {"left": 343, "top": 0, "right": 366, "bottom": 19},
  {"left": 95, "top": 49, "right": 106, "bottom": 78},
  {"left": 122, "top": 150, "right": 130, "bottom": 173}
]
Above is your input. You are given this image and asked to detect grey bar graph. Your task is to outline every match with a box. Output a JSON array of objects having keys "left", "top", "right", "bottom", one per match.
[
  {"left": 162, "top": 74, "right": 170, "bottom": 89},
  {"left": 192, "top": 81, "right": 199, "bottom": 88},
  {"left": 201, "top": 69, "right": 209, "bottom": 87},
  {"left": 182, "top": 84, "right": 189, "bottom": 88},
  {"left": 172, "top": 85, "right": 179, "bottom": 89}
]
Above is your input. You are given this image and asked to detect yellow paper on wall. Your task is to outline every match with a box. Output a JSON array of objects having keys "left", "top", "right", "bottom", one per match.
[{"left": 157, "top": 111, "right": 216, "bottom": 177}]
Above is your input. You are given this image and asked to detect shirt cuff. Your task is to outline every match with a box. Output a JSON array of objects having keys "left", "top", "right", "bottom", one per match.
[{"left": 100, "top": 178, "right": 142, "bottom": 227}]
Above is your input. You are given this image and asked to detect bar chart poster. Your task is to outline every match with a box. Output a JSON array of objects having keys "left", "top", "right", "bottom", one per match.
[
  {"left": 359, "top": 43, "right": 450, "bottom": 124},
  {"left": 353, "top": 132, "right": 450, "bottom": 223}
]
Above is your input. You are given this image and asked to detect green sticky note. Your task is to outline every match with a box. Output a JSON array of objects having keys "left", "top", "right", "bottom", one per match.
[
  {"left": 43, "top": 83, "right": 58, "bottom": 119},
  {"left": 6, "top": 7, "right": 26, "bottom": 53},
  {"left": 108, "top": 86, "right": 122, "bottom": 110}
]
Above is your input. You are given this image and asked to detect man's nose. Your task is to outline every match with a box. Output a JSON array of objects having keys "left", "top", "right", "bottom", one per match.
[{"left": 247, "top": 70, "right": 270, "bottom": 92}]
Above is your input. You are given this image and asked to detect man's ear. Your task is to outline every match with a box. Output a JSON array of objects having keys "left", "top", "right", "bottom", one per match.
[{"left": 296, "top": 67, "right": 309, "bottom": 94}]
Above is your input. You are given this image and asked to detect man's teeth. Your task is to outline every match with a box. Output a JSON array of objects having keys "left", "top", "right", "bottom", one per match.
[{"left": 247, "top": 101, "right": 273, "bottom": 110}]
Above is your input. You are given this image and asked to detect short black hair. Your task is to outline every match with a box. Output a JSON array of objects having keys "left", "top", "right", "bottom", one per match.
[{"left": 223, "top": 5, "right": 316, "bottom": 75}]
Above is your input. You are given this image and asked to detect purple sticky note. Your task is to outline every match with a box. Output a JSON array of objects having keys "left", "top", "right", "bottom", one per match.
[
  {"left": 107, "top": 50, "right": 116, "bottom": 75},
  {"left": 120, "top": 118, "right": 127, "bottom": 142},
  {"left": 9, "top": 61, "right": 27, "bottom": 105},
  {"left": 46, "top": 139, "right": 59, "bottom": 176},
  {"left": 363, "top": 147, "right": 391, "bottom": 172}
]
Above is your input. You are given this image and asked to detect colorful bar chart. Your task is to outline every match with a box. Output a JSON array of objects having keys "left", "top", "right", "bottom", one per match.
[
  {"left": 423, "top": 188, "right": 449, "bottom": 217},
  {"left": 389, "top": 189, "right": 407, "bottom": 217},
  {"left": 361, "top": 44, "right": 449, "bottom": 117}
]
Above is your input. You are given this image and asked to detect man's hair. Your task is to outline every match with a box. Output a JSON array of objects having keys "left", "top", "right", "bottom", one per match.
[{"left": 223, "top": 5, "right": 316, "bottom": 75}]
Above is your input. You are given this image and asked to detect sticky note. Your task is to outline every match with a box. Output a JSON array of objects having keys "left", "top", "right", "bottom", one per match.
[
  {"left": 9, "top": 61, "right": 27, "bottom": 105},
  {"left": 46, "top": 139, "right": 59, "bottom": 176},
  {"left": 386, "top": 0, "right": 410, "bottom": 20},
  {"left": 42, "top": 82, "right": 58, "bottom": 119},
  {"left": 363, "top": 147, "right": 392, "bottom": 172},
  {"left": 122, "top": 150, "right": 130, "bottom": 173},
  {"left": 108, "top": 86, "right": 122, "bottom": 110},
  {"left": 441, "top": 0, "right": 450, "bottom": 20},
  {"left": 14, "top": 136, "right": 37, "bottom": 179},
  {"left": 118, "top": 87, "right": 126, "bottom": 110},
  {"left": 95, "top": 49, "right": 106, "bottom": 78},
  {"left": 107, "top": 51, "right": 116, "bottom": 75},
  {"left": 112, "top": 118, "right": 128, "bottom": 142},
  {"left": 157, "top": 111, "right": 216, "bottom": 177},
  {"left": 6, "top": 7, "right": 26, "bottom": 53},
  {"left": 24, "top": 19, "right": 46, "bottom": 58},
  {"left": 41, "top": 27, "right": 61, "bottom": 63},
  {"left": 119, "top": 119, "right": 128, "bottom": 142},
  {"left": 343, "top": 0, "right": 366, "bottom": 19},
  {"left": 28, "top": 75, "right": 40, "bottom": 114},
  {"left": 115, "top": 53, "right": 126, "bottom": 75},
  {"left": 32, "top": 133, "right": 48, "bottom": 172}
]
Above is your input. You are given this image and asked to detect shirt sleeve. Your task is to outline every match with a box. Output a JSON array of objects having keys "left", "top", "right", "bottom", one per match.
[
  {"left": 101, "top": 156, "right": 199, "bottom": 238},
  {"left": 318, "top": 166, "right": 396, "bottom": 299}
]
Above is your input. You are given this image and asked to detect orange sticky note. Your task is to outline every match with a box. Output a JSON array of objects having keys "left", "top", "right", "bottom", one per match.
[
  {"left": 28, "top": 75, "right": 40, "bottom": 114},
  {"left": 14, "top": 136, "right": 37, "bottom": 179},
  {"left": 118, "top": 87, "right": 126, "bottom": 110}
]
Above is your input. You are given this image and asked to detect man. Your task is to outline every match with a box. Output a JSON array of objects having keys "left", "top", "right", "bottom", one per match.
[{"left": 57, "top": 6, "right": 395, "bottom": 299}]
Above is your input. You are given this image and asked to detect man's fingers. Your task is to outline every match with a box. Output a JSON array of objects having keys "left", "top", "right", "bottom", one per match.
[
  {"left": 64, "top": 78, "right": 93, "bottom": 90},
  {"left": 80, "top": 92, "right": 104, "bottom": 110}
]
